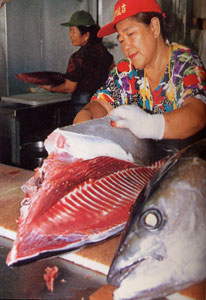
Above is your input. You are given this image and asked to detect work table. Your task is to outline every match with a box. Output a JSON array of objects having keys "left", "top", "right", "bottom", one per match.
[
  {"left": 0, "top": 163, "right": 205, "bottom": 300},
  {"left": 0, "top": 163, "right": 107, "bottom": 299}
]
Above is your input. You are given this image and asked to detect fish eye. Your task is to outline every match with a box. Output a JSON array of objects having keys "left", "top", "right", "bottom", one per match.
[{"left": 140, "top": 208, "right": 164, "bottom": 231}]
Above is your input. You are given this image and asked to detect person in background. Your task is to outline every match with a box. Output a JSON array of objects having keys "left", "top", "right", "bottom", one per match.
[
  {"left": 41, "top": 10, "right": 114, "bottom": 116},
  {"left": 0, "top": 0, "right": 9, "bottom": 8},
  {"left": 198, "top": 18, "right": 206, "bottom": 68},
  {"left": 73, "top": 0, "right": 206, "bottom": 143}
]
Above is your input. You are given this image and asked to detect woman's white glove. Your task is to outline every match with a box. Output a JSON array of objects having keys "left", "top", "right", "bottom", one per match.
[{"left": 109, "top": 105, "right": 165, "bottom": 140}]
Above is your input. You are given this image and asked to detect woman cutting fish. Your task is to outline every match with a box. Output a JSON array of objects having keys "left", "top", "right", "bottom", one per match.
[
  {"left": 73, "top": 0, "right": 206, "bottom": 141},
  {"left": 41, "top": 10, "right": 114, "bottom": 115}
]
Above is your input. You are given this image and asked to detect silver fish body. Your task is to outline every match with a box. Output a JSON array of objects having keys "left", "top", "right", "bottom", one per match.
[
  {"left": 60, "top": 116, "right": 204, "bottom": 166},
  {"left": 107, "top": 138, "right": 206, "bottom": 300},
  {"left": 60, "top": 116, "right": 165, "bottom": 165}
]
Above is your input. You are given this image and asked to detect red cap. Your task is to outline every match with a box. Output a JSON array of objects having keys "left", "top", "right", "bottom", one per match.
[{"left": 98, "top": 0, "right": 162, "bottom": 38}]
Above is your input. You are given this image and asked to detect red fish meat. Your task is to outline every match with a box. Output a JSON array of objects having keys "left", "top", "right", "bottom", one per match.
[
  {"left": 43, "top": 266, "right": 58, "bottom": 292},
  {"left": 15, "top": 71, "right": 66, "bottom": 85},
  {"left": 6, "top": 129, "right": 165, "bottom": 266}
]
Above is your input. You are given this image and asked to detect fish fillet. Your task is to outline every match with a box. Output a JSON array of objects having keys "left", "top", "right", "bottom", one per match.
[
  {"left": 6, "top": 129, "right": 165, "bottom": 266},
  {"left": 15, "top": 71, "right": 66, "bottom": 85}
]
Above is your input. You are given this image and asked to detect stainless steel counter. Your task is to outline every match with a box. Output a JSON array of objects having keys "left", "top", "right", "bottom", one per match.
[
  {"left": 2, "top": 92, "right": 71, "bottom": 106},
  {"left": 0, "top": 236, "right": 106, "bottom": 300}
]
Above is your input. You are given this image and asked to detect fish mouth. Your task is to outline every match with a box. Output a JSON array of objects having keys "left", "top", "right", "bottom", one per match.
[
  {"left": 108, "top": 258, "right": 146, "bottom": 286},
  {"left": 108, "top": 253, "right": 165, "bottom": 287}
]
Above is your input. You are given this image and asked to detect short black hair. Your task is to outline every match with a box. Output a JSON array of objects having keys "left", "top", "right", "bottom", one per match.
[{"left": 77, "top": 24, "right": 102, "bottom": 45}]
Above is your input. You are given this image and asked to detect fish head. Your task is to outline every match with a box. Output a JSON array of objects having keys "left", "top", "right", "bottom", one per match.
[
  {"left": 108, "top": 143, "right": 206, "bottom": 300},
  {"left": 107, "top": 183, "right": 169, "bottom": 287}
]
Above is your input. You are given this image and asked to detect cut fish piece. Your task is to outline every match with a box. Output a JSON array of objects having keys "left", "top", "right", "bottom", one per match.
[
  {"left": 44, "top": 128, "right": 134, "bottom": 163},
  {"left": 15, "top": 71, "right": 66, "bottom": 86},
  {"left": 6, "top": 154, "right": 164, "bottom": 266},
  {"left": 43, "top": 265, "right": 59, "bottom": 292}
]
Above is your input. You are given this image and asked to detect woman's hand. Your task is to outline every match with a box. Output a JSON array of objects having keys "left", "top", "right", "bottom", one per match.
[
  {"left": 109, "top": 98, "right": 206, "bottom": 140},
  {"left": 109, "top": 105, "right": 165, "bottom": 140},
  {"left": 40, "top": 79, "right": 78, "bottom": 94},
  {"left": 40, "top": 85, "right": 53, "bottom": 92}
]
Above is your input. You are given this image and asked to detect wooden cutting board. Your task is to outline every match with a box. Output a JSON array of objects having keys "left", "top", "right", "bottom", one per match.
[
  {"left": 0, "top": 164, "right": 33, "bottom": 239},
  {"left": 0, "top": 163, "right": 33, "bottom": 195},
  {"left": 0, "top": 163, "right": 120, "bottom": 273},
  {"left": 0, "top": 163, "right": 205, "bottom": 300},
  {"left": 89, "top": 282, "right": 206, "bottom": 300}
]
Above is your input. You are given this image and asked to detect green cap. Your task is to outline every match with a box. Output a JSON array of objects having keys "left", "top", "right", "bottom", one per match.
[{"left": 61, "top": 10, "right": 95, "bottom": 27}]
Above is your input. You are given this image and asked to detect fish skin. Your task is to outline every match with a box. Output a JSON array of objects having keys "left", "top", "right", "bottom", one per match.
[
  {"left": 59, "top": 117, "right": 169, "bottom": 165},
  {"left": 107, "top": 138, "right": 206, "bottom": 300},
  {"left": 44, "top": 127, "right": 135, "bottom": 163},
  {"left": 59, "top": 117, "right": 206, "bottom": 165}
]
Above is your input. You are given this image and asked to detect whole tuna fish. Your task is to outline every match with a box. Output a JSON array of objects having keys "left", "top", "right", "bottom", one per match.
[{"left": 107, "top": 138, "right": 206, "bottom": 300}]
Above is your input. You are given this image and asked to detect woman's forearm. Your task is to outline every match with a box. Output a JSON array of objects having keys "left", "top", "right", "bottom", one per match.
[
  {"left": 40, "top": 79, "right": 77, "bottom": 94},
  {"left": 163, "top": 98, "right": 206, "bottom": 139},
  {"left": 51, "top": 79, "right": 77, "bottom": 93},
  {"left": 73, "top": 109, "right": 92, "bottom": 124},
  {"left": 73, "top": 101, "right": 108, "bottom": 124},
  {"left": 50, "top": 84, "right": 69, "bottom": 93}
]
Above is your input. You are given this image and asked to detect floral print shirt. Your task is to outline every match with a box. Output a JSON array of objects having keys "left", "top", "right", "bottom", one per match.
[{"left": 91, "top": 43, "right": 206, "bottom": 114}]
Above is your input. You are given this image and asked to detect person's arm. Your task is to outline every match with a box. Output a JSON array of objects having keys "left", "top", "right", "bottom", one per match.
[
  {"left": 163, "top": 97, "right": 206, "bottom": 139},
  {"left": 73, "top": 67, "right": 120, "bottom": 124},
  {"left": 73, "top": 100, "right": 110, "bottom": 124},
  {"left": 40, "top": 79, "right": 77, "bottom": 94},
  {"left": 109, "top": 98, "right": 206, "bottom": 140}
]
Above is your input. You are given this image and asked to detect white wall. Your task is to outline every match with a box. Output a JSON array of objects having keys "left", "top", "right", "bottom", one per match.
[
  {"left": 0, "top": 6, "right": 8, "bottom": 96},
  {"left": 99, "top": 0, "right": 124, "bottom": 64}
]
